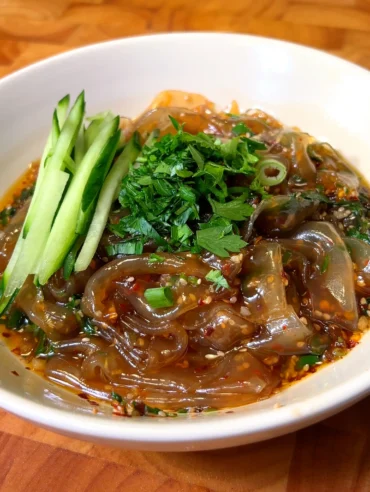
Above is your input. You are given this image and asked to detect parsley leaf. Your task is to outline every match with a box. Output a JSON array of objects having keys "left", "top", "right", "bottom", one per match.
[
  {"left": 196, "top": 227, "right": 247, "bottom": 258},
  {"left": 209, "top": 197, "right": 254, "bottom": 221},
  {"left": 205, "top": 269, "right": 230, "bottom": 291},
  {"left": 232, "top": 123, "right": 251, "bottom": 136},
  {"left": 148, "top": 253, "right": 165, "bottom": 263}
]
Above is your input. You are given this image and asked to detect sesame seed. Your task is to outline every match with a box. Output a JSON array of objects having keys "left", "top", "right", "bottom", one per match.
[
  {"left": 127, "top": 276, "right": 135, "bottom": 282},
  {"left": 158, "top": 411, "right": 167, "bottom": 417},
  {"left": 81, "top": 337, "right": 90, "bottom": 342},
  {"left": 197, "top": 278, "right": 202, "bottom": 285},
  {"left": 230, "top": 254, "right": 243, "bottom": 263},
  {"left": 323, "top": 313, "right": 331, "bottom": 321},
  {"left": 229, "top": 296, "right": 238, "bottom": 304},
  {"left": 303, "top": 364, "right": 310, "bottom": 372},
  {"left": 178, "top": 278, "right": 188, "bottom": 286},
  {"left": 360, "top": 298, "right": 367, "bottom": 305},
  {"left": 205, "top": 354, "right": 219, "bottom": 360},
  {"left": 240, "top": 306, "right": 251, "bottom": 317},
  {"left": 299, "top": 317, "right": 308, "bottom": 325},
  {"left": 296, "top": 341, "right": 305, "bottom": 348},
  {"left": 357, "top": 278, "right": 366, "bottom": 287},
  {"left": 203, "top": 296, "right": 212, "bottom": 305}
]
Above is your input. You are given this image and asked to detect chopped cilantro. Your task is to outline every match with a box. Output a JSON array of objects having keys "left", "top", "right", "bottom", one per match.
[
  {"left": 209, "top": 196, "right": 254, "bottom": 221},
  {"left": 83, "top": 319, "right": 97, "bottom": 336},
  {"left": 196, "top": 226, "right": 247, "bottom": 258},
  {"left": 148, "top": 253, "right": 165, "bottom": 263},
  {"left": 205, "top": 270, "right": 230, "bottom": 291},
  {"left": 320, "top": 254, "right": 330, "bottom": 274},
  {"left": 111, "top": 391, "right": 124, "bottom": 403},
  {"left": 232, "top": 122, "right": 251, "bottom": 136},
  {"left": 114, "top": 122, "right": 265, "bottom": 256}
]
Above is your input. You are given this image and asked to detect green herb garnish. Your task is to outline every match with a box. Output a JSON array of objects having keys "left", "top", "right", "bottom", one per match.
[
  {"left": 296, "top": 355, "right": 320, "bottom": 370},
  {"left": 205, "top": 270, "right": 230, "bottom": 291},
  {"left": 320, "top": 254, "right": 330, "bottom": 274},
  {"left": 113, "top": 117, "right": 265, "bottom": 257},
  {"left": 144, "top": 287, "right": 174, "bottom": 308},
  {"left": 148, "top": 253, "right": 165, "bottom": 263}
]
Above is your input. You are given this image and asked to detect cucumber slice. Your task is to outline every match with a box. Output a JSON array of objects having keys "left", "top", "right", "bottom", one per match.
[
  {"left": 47, "top": 91, "right": 85, "bottom": 173},
  {"left": 63, "top": 236, "right": 85, "bottom": 280},
  {"left": 37, "top": 117, "right": 120, "bottom": 284},
  {"left": 4, "top": 169, "right": 69, "bottom": 297},
  {"left": 85, "top": 112, "right": 114, "bottom": 149},
  {"left": 74, "top": 124, "right": 85, "bottom": 166},
  {"left": 74, "top": 132, "right": 141, "bottom": 272},
  {"left": 56, "top": 94, "right": 70, "bottom": 129},
  {"left": 64, "top": 155, "right": 76, "bottom": 174},
  {"left": 23, "top": 110, "right": 60, "bottom": 239},
  {"left": 23, "top": 92, "right": 85, "bottom": 236}
]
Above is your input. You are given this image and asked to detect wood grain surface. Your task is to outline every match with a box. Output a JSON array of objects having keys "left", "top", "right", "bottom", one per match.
[{"left": 1, "top": 1, "right": 370, "bottom": 491}]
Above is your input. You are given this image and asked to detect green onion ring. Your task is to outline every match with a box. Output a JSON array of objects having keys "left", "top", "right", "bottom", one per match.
[{"left": 256, "top": 159, "right": 287, "bottom": 186}]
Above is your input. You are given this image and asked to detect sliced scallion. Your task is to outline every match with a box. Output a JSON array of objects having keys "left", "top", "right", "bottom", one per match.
[
  {"left": 144, "top": 287, "right": 174, "bottom": 308},
  {"left": 256, "top": 159, "right": 287, "bottom": 186}
]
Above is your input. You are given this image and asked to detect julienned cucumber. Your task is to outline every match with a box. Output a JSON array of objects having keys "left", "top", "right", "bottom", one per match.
[
  {"left": 37, "top": 116, "right": 120, "bottom": 285},
  {"left": 56, "top": 94, "right": 70, "bottom": 129},
  {"left": 4, "top": 169, "right": 69, "bottom": 297},
  {"left": 23, "top": 92, "right": 84, "bottom": 236},
  {"left": 23, "top": 101, "right": 64, "bottom": 239},
  {"left": 0, "top": 91, "right": 127, "bottom": 312},
  {"left": 75, "top": 129, "right": 121, "bottom": 235},
  {"left": 74, "top": 132, "right": 141, "bottom": 272}
]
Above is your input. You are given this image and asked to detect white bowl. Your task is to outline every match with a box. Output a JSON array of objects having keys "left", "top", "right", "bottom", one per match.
[{"left": 0, "top": 33, "right": 369, "bottom": 452}]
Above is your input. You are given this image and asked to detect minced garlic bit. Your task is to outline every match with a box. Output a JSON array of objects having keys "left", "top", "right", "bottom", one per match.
[
  {"left": 357, "top": 277, "right": 366, "bottom": 288},
  {"left": 358, "top": 316, "right": 370, "bottom": 331},
  {"left": 240, "top": 306, "right": 251, "bottom": 317},
  {"left": 230, "top": 253, "right": 243, "bottom": 264}
]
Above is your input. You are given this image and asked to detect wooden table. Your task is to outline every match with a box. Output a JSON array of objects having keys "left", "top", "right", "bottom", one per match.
[{"left": 1, "top": 1, "right": 370, "bottom": 490}]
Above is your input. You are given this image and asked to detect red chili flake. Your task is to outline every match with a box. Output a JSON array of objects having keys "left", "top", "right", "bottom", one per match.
[
  {"left": 348, "top": 339, "right": 358, "bottom": 349},
  {"left": 25, "top": 367, "right": 31, "bottom": 371},
  {"left": 11, "top": 348, "right": 21, "bottom": 356},
  {"left": 222, "top": 263, "right": 231, "bottom": 276},
  {"left": 205, "top": 327, "right": 215, "bottom": 337},
  {"left": 78, "top": 392, "right": 89, "bottom": 400},
  {"left": 282, "top": 325, "right": 287, "bottom": 331},
  {"left": 2, "top": 332, "right": 11, "bottom": 338},
  {"left": 198, "top": 299, "right": 205, "bottom": 306},
  {"left": 11, "top": 370, "right": 19, "bottom": 376},
  {"left": 131, "top": 282, "right": 141, "bottom": 293},
  {"left": 88, "top": 400, "right": 99, "bottom": 406}
]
